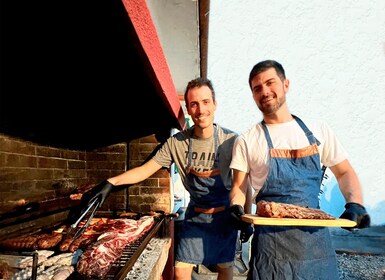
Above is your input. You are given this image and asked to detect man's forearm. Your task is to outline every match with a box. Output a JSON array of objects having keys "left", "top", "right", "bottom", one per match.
[
  {"left": 330, "top": 160, "right": 364, "bottom": 204},
  {"left": 230, "top": 189, "right": 246, "bottom": 207},
  {"left": 230, "top": 169, "right": 249, "bottom": 206}
]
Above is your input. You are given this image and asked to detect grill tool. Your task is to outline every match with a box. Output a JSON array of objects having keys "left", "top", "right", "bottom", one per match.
[{"left": 67, "top": 197, "right": 100, "bottom": 239}]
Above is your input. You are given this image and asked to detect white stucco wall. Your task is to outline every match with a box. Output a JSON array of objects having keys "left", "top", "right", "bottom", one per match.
[{"left": 208, "top": 1, "right": 385, "bottom": 225}]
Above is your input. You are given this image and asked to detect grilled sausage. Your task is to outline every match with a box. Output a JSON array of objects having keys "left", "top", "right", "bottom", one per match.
[
  {"left": 58, "top": 238, "right": 74, "bottom": 252},
  {"left": 37, "top": 233, "right": 63, "bottom": 249}
]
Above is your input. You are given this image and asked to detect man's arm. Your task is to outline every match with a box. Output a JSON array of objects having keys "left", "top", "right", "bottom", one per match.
[
  {"left": 329, "top": 159, "right": 363, "bottom": 204},
  {"left": 229, "top": 169, "right": 254, "bottom": 242},
  {"left": 230, "top": 169, "right": 249, "bottom": 207},
  {"left": 108, "top": 159, "right": 162, "bottom": 186},
  {"left": 330, "top": 159, "right": 370, "bottom": 229}
]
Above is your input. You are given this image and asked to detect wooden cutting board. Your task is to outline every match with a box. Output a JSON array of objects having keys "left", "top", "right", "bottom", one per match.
[{"left": 241, "top": 214, "right": 357, "bottom": 227}]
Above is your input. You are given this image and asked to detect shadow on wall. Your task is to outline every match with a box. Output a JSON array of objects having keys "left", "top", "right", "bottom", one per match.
[
  {"left": 319, "top": 171, "right": 384, "bottom": 226},
  {"left": 319, "top": 176, "right": 346, "bottom": 218},
  {"left": 369, "top": 201, "right": 385, "bottom": 226}
]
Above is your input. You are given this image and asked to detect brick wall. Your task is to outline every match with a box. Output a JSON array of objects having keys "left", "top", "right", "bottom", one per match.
[
  {"left": 0, "top": 133, "right": 171, "bottom": 215},
  {"left": 0, "top": 133, "right": 126, "bottom": 211},
  {"left": 127, "top": 135, "right": 171, "bottom": 213}
]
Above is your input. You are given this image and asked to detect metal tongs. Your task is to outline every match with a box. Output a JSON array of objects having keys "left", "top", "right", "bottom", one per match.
[{"left": 67, "top": 197, "right": 100, "bottom": 239}]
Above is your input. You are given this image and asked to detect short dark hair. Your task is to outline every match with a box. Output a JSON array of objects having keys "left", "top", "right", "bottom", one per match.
[
  {"left": 248, "top": 60, "right": 286, "bottom": 88},
  {"left": 184, "top": 77, "right": 215, "bottom": 103}
]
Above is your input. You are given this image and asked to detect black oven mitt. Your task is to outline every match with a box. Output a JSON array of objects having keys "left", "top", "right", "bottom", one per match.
[
  {"left": 339, "top": 202, "right": 371, "bottom": 231},
  {"left": 229, "top": 205, "right": 254, "bottom": 243}
]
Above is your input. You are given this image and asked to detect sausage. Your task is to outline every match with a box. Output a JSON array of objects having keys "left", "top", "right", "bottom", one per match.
[
  {"left": 68, "top": 235, "right": 96, "bottom": 252},
  {"left": 32, "top": 234, "right": 51, "bottom": 250},
  {"left": 58, "top": 238, "right": 74, "bottom": 252},
  {"left": 37, "top": 233, "right": 63, "bottom": 249}
]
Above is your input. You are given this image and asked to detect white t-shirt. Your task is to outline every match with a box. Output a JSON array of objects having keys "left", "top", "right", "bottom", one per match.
[{"left": 230, "top": 117, "right": 348, "bottom": 196}]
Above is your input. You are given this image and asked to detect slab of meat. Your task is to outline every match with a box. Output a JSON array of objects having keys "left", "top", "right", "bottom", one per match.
[
  {"left": 76, "top": 216, "right": 154, "bottom": 278},
  {"left": 257, "top": 200, "right": 335, "bottom": 220}
]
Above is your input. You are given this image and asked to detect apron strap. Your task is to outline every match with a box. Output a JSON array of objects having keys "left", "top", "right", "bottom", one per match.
[
  {"left": 292, "top": 115, "right": 320, "bottom": 145},
  {"left": 261, "top": 115, "right": 320, "bottom": 148},
  {"left": 261, "top": 120, "right": 274, "bottom": 148}
]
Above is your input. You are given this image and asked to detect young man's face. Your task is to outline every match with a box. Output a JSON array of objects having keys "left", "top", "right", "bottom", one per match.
[
  {"left": 250, "top": 67, "right": 289, "bottom": 115},
  {"left": 185, "top": 85, "right": 216, "bottom": 129}
]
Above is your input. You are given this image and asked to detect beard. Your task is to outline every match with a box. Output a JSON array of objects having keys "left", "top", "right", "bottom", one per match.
[{"left": 258, "top": 95, "right": 286, "bottom": 115}]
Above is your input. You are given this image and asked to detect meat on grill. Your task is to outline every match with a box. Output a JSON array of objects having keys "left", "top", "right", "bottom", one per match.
[
  {"left": 257, "top": 200, "right": 336, "bottom": 219},
  {"left": 68, "top": 236, "right": 95, "bottom": 252},
  {"left": 37, "top": 233, "right": 63, "bottom": 249},
  {"left": 0, "top": 233, "right": 63, "bottom": 251},
  {"left": 69, "top": 182, "right": 96, "bottom": 200},
  {"left": 58, "top": 238, "right": 73, "bottom": 252},
  {"left": 76, "top": 215, "right": 154, "bottom": 278},
  {"left": 59, "top": 218, "right": 110, "bottom": 252},
  {"left": 0, "top": 236, "right": 39, "bottom": 250}
]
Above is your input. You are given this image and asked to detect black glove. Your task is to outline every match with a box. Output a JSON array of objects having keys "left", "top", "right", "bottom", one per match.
[
  {"left": 340, "top": 202, "right": 371, "bottom": 230},
  {"left": 229, "top": 205, "right": 246, "bottom": 229},
  {"left": 82, "top": 180, "right": 114, "bottom": 207},
  {"left": 68, "top": 180, "right": 114, "bottom": 224}
]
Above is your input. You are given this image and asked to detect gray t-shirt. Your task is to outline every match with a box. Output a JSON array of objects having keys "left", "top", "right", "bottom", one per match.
[{"left": 152, "top": 124, "right": 237, "bottom": 192}]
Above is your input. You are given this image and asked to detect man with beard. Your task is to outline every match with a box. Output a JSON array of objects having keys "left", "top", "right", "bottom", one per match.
[{"left": 228, "top": 60, "right": 370, "bottom": 279}]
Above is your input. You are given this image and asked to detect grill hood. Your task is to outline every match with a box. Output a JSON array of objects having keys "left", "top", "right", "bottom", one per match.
[{"left": 0, "top": 0, "right": 185, "bottom": 150}]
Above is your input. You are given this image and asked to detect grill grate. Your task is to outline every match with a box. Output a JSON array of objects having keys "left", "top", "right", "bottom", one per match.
[
  {"left": 105, "top": 238, "right": 144, "bottom": 279},
  {"left": 0, "top": 212, "right": 167, "bottom": 280}
]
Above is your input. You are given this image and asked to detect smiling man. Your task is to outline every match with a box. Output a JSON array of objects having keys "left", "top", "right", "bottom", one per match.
[
  {"left": 76, "top": 77, "right": 253, "bottom": 280},
  {"left": 229, "top": 59, "right": 370, "bottom": 280}
]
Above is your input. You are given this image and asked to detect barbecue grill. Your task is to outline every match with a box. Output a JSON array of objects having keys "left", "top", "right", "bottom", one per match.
[{"left": 0, "top": 197, "right": 176, "bottom": 280}]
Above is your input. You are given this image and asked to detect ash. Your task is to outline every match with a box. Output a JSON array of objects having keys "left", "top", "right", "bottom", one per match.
[{"left": 337, "top": 253, "right": 385, "bottom": 280}]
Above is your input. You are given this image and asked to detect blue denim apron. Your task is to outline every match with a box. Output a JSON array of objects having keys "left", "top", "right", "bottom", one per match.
[
  {"left": 247, "top": 116, "right": 339, "bottom": 280},
  {"left": 175, "top": 126, "right": 237, "bottom": 265}
]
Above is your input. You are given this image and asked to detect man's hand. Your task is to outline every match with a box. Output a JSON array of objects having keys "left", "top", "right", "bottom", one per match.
[
  {"left": 68, "top": 180, "right": 117, "bottom": 226},
  {"left": 67, "top": 180, "right": 114, "bottom": 225},
  {"left": 340, "top": 202, "right": 371, "bottom": 230},
  {"left": 82, "top": 180, "right": 114, "bottom": 206},
  {"left": 229, "top": 205, "right": 246, "bottom": 229}
]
